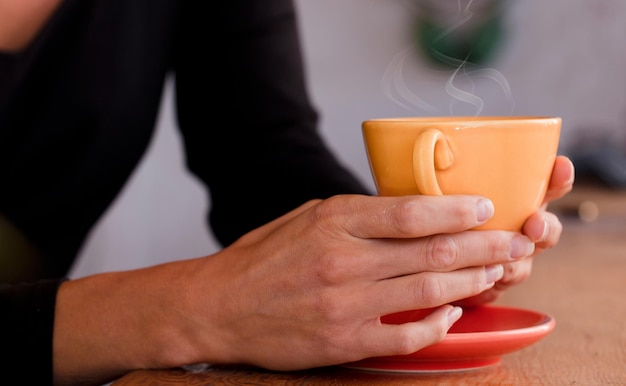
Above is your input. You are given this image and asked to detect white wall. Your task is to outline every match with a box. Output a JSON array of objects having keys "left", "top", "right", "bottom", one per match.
[
  {"left": 296, "top": 0, "right": 626, "bottom": 161},
  {"left": 69, "top": 79, "right": 219, "bottom": 276},
  {"left": 70, "top": 0, "right": 626, "bottom": 277}
]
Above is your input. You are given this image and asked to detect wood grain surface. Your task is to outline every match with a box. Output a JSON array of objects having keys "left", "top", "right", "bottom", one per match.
[{"left": 113, "top": 184, "right": 626, "bottom": 385}]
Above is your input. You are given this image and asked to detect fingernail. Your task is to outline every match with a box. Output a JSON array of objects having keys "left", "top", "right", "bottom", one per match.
[
  {"left": 476, "top": 198, "right": 494, "bottom": 223},
  {"left": 485, "top": 264, "right": 504, "bottom": 284},
  {"left": 537, "top": 219, "right": 550, "bottom": 242},
  {"left": 447, "top": 306, "right": 463, "bottom": 328},
  {"left": 566, "top": 163, "right": 575, "bottom": 185},
  {"left": 510, "top": 235, "right": 535, "bottom": 259}
]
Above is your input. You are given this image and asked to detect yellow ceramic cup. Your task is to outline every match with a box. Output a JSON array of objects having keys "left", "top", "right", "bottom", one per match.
[{"left": 362, "top": 116, "right": 562, "bottom": 231}]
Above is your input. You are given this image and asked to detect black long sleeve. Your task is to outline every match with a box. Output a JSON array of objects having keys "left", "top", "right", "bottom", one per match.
[
  {"left": 175, "top": 0, "right": 368, "bottom": 245},
  {"left": 0, "top": 0, "right": 368, "bottom": 383},
  {"left": 0, "top": 279, "right": 64, "bottom": 385},
  {"left": 0, "top": 0, "right": 368, "bottom": 276}
]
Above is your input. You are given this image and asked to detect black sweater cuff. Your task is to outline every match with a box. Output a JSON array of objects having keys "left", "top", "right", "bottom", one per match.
[{"left": 1, "top": 278, "right": 65, "bottom": 385}]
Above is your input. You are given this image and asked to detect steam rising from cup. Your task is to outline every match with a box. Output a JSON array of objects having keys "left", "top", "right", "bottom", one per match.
[{"left": 382, "top": 0, "right": 515, "bottom": 116}]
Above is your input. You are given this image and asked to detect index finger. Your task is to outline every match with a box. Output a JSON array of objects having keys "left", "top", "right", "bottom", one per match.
[{"left": 317, "top": 194, "right": 494, "bottom": 240}]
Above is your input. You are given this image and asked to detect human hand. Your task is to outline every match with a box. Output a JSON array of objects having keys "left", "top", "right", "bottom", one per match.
[
  {"left": 164, "top": 194, "right": 537, "bottom": 371},
  {"left": 53, "top": 160, "right": 574, "bottom": 383},
  {"left": 455, "top": 155, "right": 575, "bottom": 306},
  {"left": 54, "top": 194, "right": 538, "bottom": 383}
]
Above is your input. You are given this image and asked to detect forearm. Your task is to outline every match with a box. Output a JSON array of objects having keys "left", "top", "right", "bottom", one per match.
[{"left": 52, "top": 259, "right": 208, "bottom": 386}]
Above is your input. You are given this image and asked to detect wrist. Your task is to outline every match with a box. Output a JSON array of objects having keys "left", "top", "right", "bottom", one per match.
[{"left": 52, "top": 261, "right": 200, "bottom": 384}]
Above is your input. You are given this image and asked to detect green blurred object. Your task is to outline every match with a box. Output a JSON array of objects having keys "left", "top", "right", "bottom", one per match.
[{"left": 413, "top": 0, "right": 507, "bottom": 67}]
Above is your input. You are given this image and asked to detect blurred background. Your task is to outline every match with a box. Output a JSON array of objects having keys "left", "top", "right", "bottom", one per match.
[{"left": 70, "top": 0, "right": 626, "bottom": 278}]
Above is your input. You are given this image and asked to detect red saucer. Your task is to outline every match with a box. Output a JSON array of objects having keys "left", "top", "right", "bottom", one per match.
[{"left": 343, "top": 305, "right": 555, "bottom": 373}]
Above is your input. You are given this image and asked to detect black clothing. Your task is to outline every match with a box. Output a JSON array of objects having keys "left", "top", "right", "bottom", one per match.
[
  {"left": 1, "top": 280, "right": 63, "bottom": 385},
  {"left": 0, "top": 0, "right": 367, "bottom": 383}
]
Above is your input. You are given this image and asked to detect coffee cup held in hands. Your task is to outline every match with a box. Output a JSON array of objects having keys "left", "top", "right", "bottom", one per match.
[{"left": 362, "top": 116, "right": 562, "bottom": 231}]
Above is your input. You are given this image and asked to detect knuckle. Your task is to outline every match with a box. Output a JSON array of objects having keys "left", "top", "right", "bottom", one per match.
[
  {"left": 394, "top": 330, "right": 422, "bottom": 355},
  {"left": 310, "top": 197, "right": 339, "bottom": 226},
  {"left": 473, "top": 269, "right": 489, "bottom": 293},
  {"left": 314, "top": 252, "right": 349, "bottom": 285},
  {"left": 313, "top": 289, "right": 346, "bottom": 324},
  {"left": 309, "top": 300, "right": 357, "bottom": 361},
  {"left": 390, "top": 198, "right": 461, "bottom": 236},
  {"left": 503, "top": 262, "right": 518, "bottom": 279},
  {"left": 393, "top": 322, "right": 448, "bottom": 355},
  {"left": 317, "top": 325, "right": 347, "bottom": 357},
  {"left": 450, "top": 201, "right": 480, "bottom": 228},
  {"left": 430, "top": 319, "right": 451, "bottom": 342},
  {"left": 311, "top": 195, "right": 360, "bottom": 229},
  {"left": 389, "top": 199, "right": 424, "bottom": 236},
  {"left": 502, "top": 260, "right": 532, "bottom": 284},
  {"left": 390, "top": 197, "right": 480, "bottom": 235},
  {"left": 484, "top": 233, "right": 513, "bottom": 261},
  {"left": 461, "top": 268, "right": 489, "bottom": 297},
  {"left": 413, "top": 274, "right": 444, "bottom": 304},
  {"left": 424, "top": 235, "right": 459, "bottom": 269}
]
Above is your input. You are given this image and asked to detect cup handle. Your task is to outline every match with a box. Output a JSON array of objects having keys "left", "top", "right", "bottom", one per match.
[{"left": 413, "top": 128, "right": 454, "bottom": 195}]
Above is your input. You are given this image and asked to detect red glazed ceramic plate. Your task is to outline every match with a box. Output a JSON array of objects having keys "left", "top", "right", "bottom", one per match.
[{"left": 343, "top": 305, "right": 555, "bottom": 373}]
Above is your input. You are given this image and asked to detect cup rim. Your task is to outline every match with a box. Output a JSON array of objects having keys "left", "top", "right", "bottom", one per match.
[{"left": 363, "top": 116, "right": 560, "bottom": 123}]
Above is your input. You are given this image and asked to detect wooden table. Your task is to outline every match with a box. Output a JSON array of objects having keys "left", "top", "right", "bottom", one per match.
[{"left": 112, "top": 184, "right": 626, "bottom": 385}]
